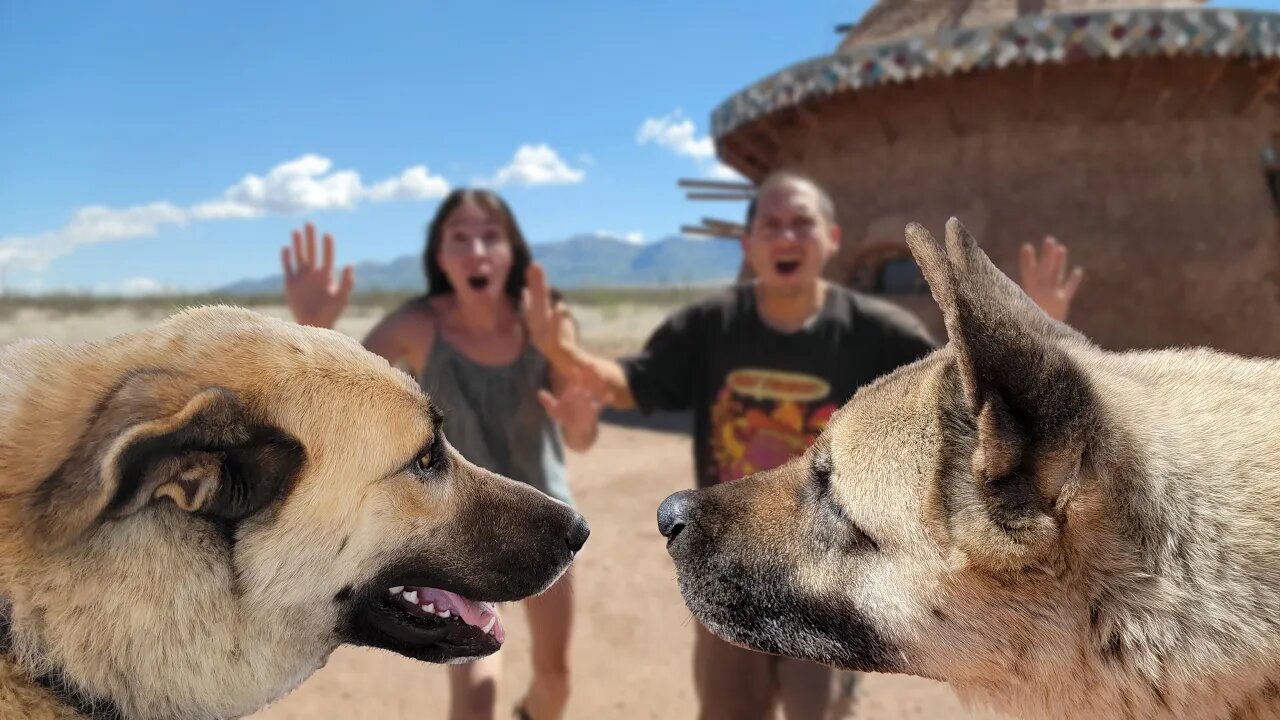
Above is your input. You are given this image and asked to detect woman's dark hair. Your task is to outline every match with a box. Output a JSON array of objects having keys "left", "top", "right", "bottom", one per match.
[{"left": 424, "top": 188, "right": 546, "bottom": 303}]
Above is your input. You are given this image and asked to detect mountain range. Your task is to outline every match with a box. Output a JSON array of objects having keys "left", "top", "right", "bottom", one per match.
[{"left": 219, "top": 233, "right": 742, "bottom": 294}]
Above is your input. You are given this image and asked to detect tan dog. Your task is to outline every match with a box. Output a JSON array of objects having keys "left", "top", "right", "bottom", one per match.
[
  {"left": 658, "top": 219, "right": 1280, "bottom": 720},
  {"left": 0, "top": 305, "right": 588, "bottom": 719}
]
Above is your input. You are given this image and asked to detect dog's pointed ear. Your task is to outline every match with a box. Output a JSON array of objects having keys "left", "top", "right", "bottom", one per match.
[
  {"left": 906, "top": 219, "right": 1095, "bottom": 546},
  {"left": 28, "top": 370, "right": 306, "bottom": 551},
  {"left": 906, "top": 218, "right": 1090, "bottom": 402}
]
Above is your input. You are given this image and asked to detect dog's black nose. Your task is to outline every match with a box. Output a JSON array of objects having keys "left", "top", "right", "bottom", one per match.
[
  {"left": 658, "top": 490, "right": 695, "bottom": 540},
  {"left": 565, "top": 515, "right": 590, "bottom": 553}
]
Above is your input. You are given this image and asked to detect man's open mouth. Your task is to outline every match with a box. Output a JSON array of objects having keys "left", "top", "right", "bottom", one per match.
[
  {"left": 775, "top": 260, "right": 801, "bottom": 276},
  {"left": 467, "top": 276, "right": 491, "bottom": 290}
]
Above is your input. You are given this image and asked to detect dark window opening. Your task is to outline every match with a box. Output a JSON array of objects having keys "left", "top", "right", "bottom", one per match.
[
  {"left": 874, "top": 257, "right": 929, "bottom": 295},
  {"left": 1263, "top": 144, "right": 1280, "bottom": 214}
]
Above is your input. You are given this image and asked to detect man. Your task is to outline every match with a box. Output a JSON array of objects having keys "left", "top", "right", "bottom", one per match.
[{"left": 528, "top": 170, "right": 1082, "bottom": 719}]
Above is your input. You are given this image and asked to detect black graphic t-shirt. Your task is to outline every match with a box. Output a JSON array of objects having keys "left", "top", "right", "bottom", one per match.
[{"left": 620, "top": 283, "right": 937, "bottom": 489}]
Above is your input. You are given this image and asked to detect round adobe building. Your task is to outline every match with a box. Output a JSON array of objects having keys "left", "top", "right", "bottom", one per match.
[{"left": 709, "top": 0, "right": 1280, "bottom": 355}]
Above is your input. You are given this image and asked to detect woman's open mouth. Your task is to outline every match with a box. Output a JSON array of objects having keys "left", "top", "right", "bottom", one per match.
[{"left": 467, "top": 276, "right": 491, "bottom": 290}]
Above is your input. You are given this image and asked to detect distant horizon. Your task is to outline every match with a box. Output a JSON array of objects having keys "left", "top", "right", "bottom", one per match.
[
  {"left": 0, "top": 231, "right": 742, "bottom": 297},
  {"left": 0, "top": 277, "right": 737, "bottom": 300}
]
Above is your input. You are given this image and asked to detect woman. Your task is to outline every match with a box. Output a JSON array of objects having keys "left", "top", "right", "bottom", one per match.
[{"left": 281, "top": 188, "right": 600, "bottom": 720}]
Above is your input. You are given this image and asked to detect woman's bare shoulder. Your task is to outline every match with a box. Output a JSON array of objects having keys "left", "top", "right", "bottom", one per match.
[{"left": 362, "top": 296, "right": 437, "bottom": 369}]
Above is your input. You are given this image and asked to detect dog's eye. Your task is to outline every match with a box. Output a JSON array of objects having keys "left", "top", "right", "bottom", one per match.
[
  {"left": 409, "top": 446, "right": 438, "bottom": 475},
  {"left": 407, "top": 432, "right": 448, "bottom": 479},
  {"left": 415, "top": 451, "right": 435, "bottom": 473}
]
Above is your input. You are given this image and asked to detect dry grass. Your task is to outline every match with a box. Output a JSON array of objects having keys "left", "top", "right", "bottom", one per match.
[
  {"left": 0, "top": 287, "right": 717, "bottom": 358},
  {"left": 0, "top": 286, "right": 715, "bottom": 322}
]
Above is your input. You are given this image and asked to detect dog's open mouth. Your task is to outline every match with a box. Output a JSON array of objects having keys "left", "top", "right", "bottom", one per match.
[
  {"left": 466, "top": 276, "right": 490, "bottom": 290},
  {"left": 345, "top": 579, "right": 506, "bottom": 664},
  {"left": 775, "top": 260, "right": 801, "bottom": 276},
  {"left": 385, "top": 585, "right": 505, "bottom": 643}
]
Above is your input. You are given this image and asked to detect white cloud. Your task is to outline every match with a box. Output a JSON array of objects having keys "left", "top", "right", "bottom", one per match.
[
  {"left": 0, "top": 203, "right": 190, "bottom": 271},
  {"left": 366, "top": 165, "right": 450, "bottom": 202},
  {"left": 188, "top": 199, "right": 263, "bottom": 221},
  {"left": 0, "top": 248, "right": 33, "bottom": 264},
  {"left": 596, "top": 230, "right": 645, "bottom": 245},
  {"left": 708, "top": 162, "right": 745, "bottom": 181},
  {"left": 492, "top": 144, "right": 585, "bottom": 187},
  {"left": 1, "top": 145, "right": 582, "bottom": 275},
  {"left": 0, "top": 155, "right": 452, "bottom": 271},
  {"left": 66, "top": 203, "right": 188, "bottom": 240},
  {"left": 638, "top": 109, "right": 745, "bottom": 182},
  {"left": 637, "top": 109, "right": 715, "bottom": 160},
  {"left": 209, "top": 154, "right": 363, "bottom": 216}
]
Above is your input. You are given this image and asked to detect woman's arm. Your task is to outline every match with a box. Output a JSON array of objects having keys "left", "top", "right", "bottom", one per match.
[{"left": 539, "top": 311, "right": 602, "bottom": 452}]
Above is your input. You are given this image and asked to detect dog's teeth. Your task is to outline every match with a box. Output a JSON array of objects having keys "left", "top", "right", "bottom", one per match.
[
  {"left": 482, "top": 617, "right": 497, "bottom": 635},
  {"left": 402, "top": 590, "right": 418, "bottom": 604},
  {"left": 422, "top": 603, "right": 435, "bottom": 614},
  {"left": 437, "top": 609, "right": 452, "bottom": 618},
  {"left": 388, "top": 586, "right": 404, "bottom": 595}
]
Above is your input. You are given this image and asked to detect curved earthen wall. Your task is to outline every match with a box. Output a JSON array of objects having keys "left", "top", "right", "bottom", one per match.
[{"left": 733, "top": 57, "right": 1280, "bottom": 355}]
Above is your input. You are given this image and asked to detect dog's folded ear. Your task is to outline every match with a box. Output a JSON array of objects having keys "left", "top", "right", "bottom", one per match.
[
  {"left": 27, "top": 369, "right": 306, "bottom": 551},
  {"left": 906, "top": 219, "right": 1097, "bottom": 553}
]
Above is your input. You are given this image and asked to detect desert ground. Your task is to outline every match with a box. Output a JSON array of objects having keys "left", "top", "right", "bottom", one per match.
[{"left": 0, "top": 296, "right": 1008, "bottom": 720}]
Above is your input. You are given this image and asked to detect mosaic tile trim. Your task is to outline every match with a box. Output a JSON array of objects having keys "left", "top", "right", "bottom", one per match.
[{"left": 711, "top": 8, "right": 1280, "bottom": 138}]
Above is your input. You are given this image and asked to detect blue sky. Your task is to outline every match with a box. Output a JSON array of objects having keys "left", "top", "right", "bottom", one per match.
[
  {"left": 0, "top": 0, "right": 866, "bottom": 294},
  {"left": 0, "top": 0, "right": 1269, "bottom": 294}
]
